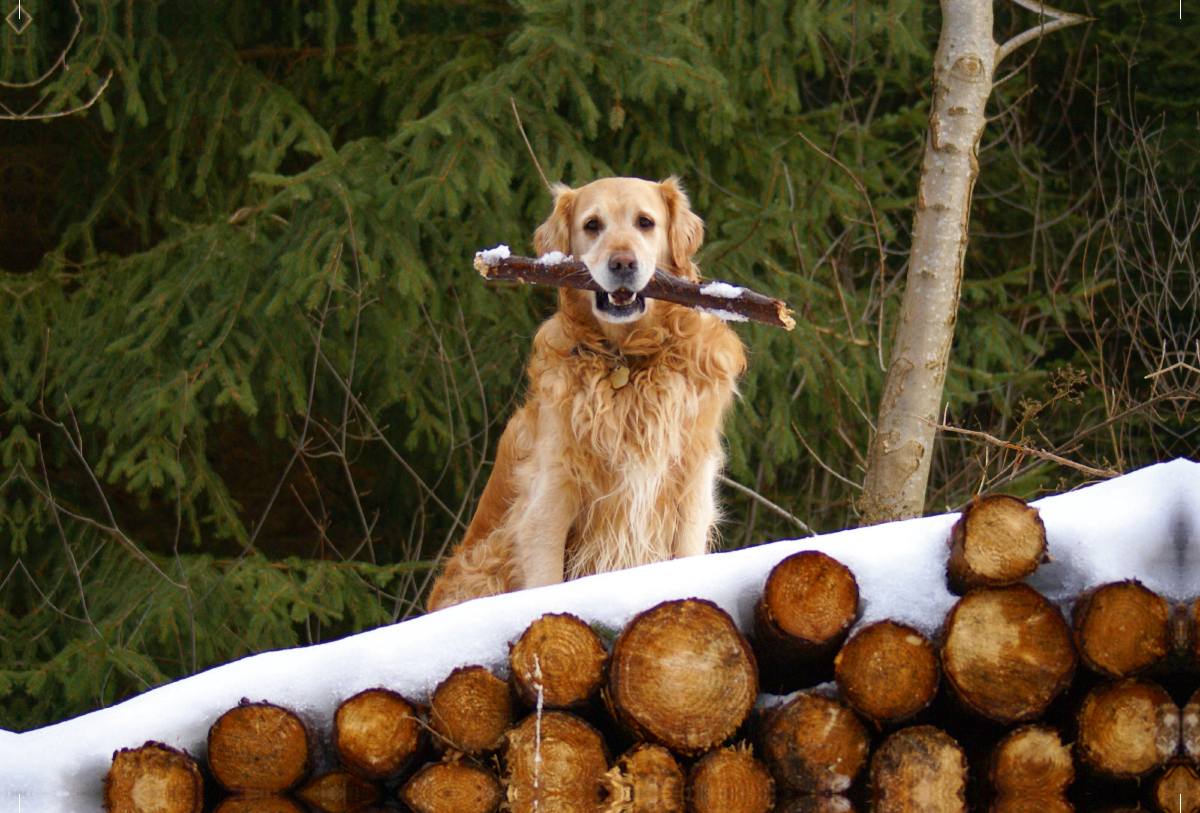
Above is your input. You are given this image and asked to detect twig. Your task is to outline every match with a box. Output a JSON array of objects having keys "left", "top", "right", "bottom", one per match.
[
  {"left": 511, "top": 98, "right": 551, "bottom": 192},
  {"left": 922, "top": 417, "right": 1119, "bottom": 479},
  {"left": 718, "top": 474, "right": 814, "bottom": 536},
  {"left": 996, "top": 0, "right": 1093, "bottom": 65}
]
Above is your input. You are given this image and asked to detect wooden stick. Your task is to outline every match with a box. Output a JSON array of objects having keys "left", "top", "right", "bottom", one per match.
[{"left": 473, "top": 248, "right": 797, "bottom": 331}]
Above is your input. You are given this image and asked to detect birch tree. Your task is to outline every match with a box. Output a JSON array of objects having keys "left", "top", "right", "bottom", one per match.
[{"left": 858, "top": 0, "right": 1090, "bottom": 525}]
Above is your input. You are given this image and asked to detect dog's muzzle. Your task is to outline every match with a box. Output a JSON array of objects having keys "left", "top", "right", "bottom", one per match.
[{"left": 592, "top": 251, "right": 650, "bottom": 322}]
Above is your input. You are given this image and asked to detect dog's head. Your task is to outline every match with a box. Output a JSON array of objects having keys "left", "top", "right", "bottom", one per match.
[{"left": 534, "top": 176, "right": 704, "bottom": 326}]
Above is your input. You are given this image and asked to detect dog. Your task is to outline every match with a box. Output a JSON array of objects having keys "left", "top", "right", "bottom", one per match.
[{"left": 426, "top": 176, "right": 746, "bottom": 611}]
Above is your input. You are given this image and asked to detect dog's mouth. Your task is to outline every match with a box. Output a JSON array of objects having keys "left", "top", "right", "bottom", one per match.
[{"left": 593, "top": 288, "right": 647, "bottom": 322}]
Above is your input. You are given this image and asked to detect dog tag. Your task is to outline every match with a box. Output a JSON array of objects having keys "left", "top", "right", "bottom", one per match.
[{"left": 608, "top": 365, "right": 630, "bottom": 389}]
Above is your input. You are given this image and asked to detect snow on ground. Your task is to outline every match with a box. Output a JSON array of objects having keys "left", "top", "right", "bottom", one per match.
[{"left": 3, "top": 459, "right": 1198, "bottom": 812}]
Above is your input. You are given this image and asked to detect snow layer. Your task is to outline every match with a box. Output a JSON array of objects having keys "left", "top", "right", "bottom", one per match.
[
  {"left": 699, "top": 281, "right": 745, "bottom": 299},
  {"left": 475, "top": 244, "right": 511, "bottom": 265},
  {"left": 697, "top": 306, "right": 749, "bottom": 322},
  {"left": 4, "top": 459, "right": 1199, "bottom": 812},
  {"left": 536, "top": 251, "right": 569, "bottom": 265}
]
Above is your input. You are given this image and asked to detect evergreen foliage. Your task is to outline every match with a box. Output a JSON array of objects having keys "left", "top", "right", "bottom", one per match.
[{"left": 0, "top": 0, "right": 1193, "bottom": 730}]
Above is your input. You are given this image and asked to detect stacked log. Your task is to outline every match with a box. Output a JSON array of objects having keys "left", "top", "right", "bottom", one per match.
[{"left": 105, "top": 494, "right": 1200, "bottom": 813}]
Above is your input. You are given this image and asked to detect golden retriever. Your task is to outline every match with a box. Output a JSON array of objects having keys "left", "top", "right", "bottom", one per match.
[{"left": 426, "top": 177, "right": 746, "bottom": 611}]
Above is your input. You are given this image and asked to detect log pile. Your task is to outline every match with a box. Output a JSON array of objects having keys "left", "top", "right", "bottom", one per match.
[{"left": 105, "top": 495, "right": 1200, "bottom": 813}]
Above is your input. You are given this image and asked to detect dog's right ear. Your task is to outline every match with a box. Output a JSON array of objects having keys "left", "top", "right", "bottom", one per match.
[{"left": 533, "top": 183, "right": 575, "bottom": 256}]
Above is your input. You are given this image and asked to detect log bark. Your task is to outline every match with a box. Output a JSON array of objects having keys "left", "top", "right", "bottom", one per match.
[
  {"left": 762, "top": 692, "right": 871, "bottom": 795},
  {"left": 608, "top": 599, "right": 758, "bottom": 755},
  {"left": 687, "top": 744, "right": 775, "bottom": 813},
  {"left": 833, "top": 620, "right": 940, "bottom": 724},
  {"left": 600, "top": 743, "right": 685, "bottom": 813},
  {"left": 296, "top": 770, "right": 380, "bottom": 813},
  {"left": 1076, "top": 678, "right": 1180, "bottom": 779},
  {"left": 333, "top": 688, "right": 423, "bottom": 780},
  {"left": 754, "top": 551, "right": 859, "bottom": 692},
  {"left": 473, "top": 251, "right": 796, "bottom": 330},
  {"left": 941, "top": 584, "right": 1077, "bottom": 722},
  {"left": 399, "top": 760, "right": 503, "bottom": 813},
  {"left": 1154, "top": 761, "right": 1200, "bottom": 813},
  {"left": 207, "top": 701, "right": 311, "bottom": 794},
  {"left": 429, "top": 666, "right": 514, "bottom": 754},
  {"left": 503, "top": 710, "right": 610, "bottom": 813},
  {"left": 946, "top": 495, "right": 1046, "bottom": 594},
  {"left": 1072, "top": 580, "right": 1172, "bottom": 677},
  {"left": 510, "top": 613, "right": 608, "bottom": 710},
  {"left": 869, "top": 726, "right": 967, "bottom": 813},
  {"left": 104, "top": 741, "right": 204, "bottom": 813}
]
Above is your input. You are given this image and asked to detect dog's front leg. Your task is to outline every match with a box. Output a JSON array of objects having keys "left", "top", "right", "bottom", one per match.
[
  {"left": 509, "top": 464, "right": 582, "bottom": 589},
  {"left": 672, "top": 454, "right": 721, "bottom": 558}
]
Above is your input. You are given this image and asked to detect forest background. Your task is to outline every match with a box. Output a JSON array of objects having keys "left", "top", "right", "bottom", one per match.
[{"left": 0, "top": 0, "right": 1195, "bottom": 732}]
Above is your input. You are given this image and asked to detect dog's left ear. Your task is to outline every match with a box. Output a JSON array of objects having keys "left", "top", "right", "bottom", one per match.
[
  {"left": 534, "top": 183, "right": 575, "bottom": 256},
  {"left": 660, "top": 177, "right": 704, "bottom": 281}
]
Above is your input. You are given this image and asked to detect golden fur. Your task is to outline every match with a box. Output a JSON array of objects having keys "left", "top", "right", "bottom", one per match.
[{"left": 426, "top": 177, "right": 746, "bottom": 611}]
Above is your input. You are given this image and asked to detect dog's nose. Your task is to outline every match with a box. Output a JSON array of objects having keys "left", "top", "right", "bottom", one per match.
[{"left": 608, "top": 251, "right": 639, "bottom": 281}]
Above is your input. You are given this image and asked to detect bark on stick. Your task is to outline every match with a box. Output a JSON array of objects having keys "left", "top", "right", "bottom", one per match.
[
  {"left": 762, "top": 692, "right": 870, "bottom": 795},
  {"left": 399, "top": 761, "right": 503, "bottom": 813},
  {"left": 1076, "top": 678, "right": 1179, "bottom": 779},
  {"left": 941, "top": 584, "right": 1077, "bottom": 723},
  {"left": 295, "top": 771, "right": 380, "bottom": 813},
  {"left": 104, "top": 741, "right": 204, "bottom": 813},
  {"left": 473, "top": 250, "right": 796, "bottom": 330},
  {"left": 946, "top": 495, "right": 1046, "bottom": 594},
  {"left": 608, "top": 599, "right": 758, "bottom": 755},
  {"left": 1073, "top": 580, "right": 1172, "bottom": 677},
  {"left": 429, "top": 666, "right": 514, "bottom": 754},
  {"left": 834, "top": 620, "right": 940, "bottom": 724},
  {"left": 687, "top": 744, "right": 775, "bottom": 813},
  {"left": 600, "top": 743, "right": 685, "bottom": 813},
  {"left": 510, "top": 613, "right": 608, "bottom": 709},
  {"left": 207, "top": 702, "right": 311, "bottom": 794},
  {"left": 503, "top": 710, "right": 609, "bottom": 813},
  {"left": 333, "top": 688, "right": 423, "bottom": 780},
  {"left": 754, "top": 551, "right": 859, "bottom": 692},
  {"left": 869, "top": 726, "right": 967, "bottom": 813}
]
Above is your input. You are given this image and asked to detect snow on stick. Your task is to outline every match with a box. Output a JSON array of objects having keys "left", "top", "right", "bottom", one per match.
[{"left": 473, "top": 247, "right": 797, "bottom": 331}]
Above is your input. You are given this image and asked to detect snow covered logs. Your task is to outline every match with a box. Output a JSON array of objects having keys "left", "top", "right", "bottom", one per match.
[{"left": 105, "top": 498, "right": 1200, "bottom": 813}]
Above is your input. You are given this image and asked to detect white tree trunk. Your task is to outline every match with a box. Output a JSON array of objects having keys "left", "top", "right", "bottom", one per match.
[{"left": 858, "top": 0, "right": 996, "bottom": 525}]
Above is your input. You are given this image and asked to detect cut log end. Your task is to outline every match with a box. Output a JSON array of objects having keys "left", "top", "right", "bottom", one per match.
[
  {"left": 687, "top": 744, "right": 775, "bottom": 813},
  {"left": 213, "top": 797, "right": 305, "bottom": 813},
  {"left": 1076, "top": 678, "right": 1179, "bottom": 779},
  {"left": 104, "top": 742, "right": 204, "bottom": 813},
  {"left": 760, "top": 551, "right": 860, "bottom": 645},
  {"left": 941, "top": 584, "right": 1077, "bottom": 723},
  {"left": 947, "top": 495, "right": 1046, "bottom": 594},
  {"left": 869, "top": 726, "right": 967, "bottom": 813},
  {"left": 399, "top": 761, "right": 503, "bottom": 813},
  {"left": 510, "top": 613, "right": 608, "bottom": 709},
  {"left": 207, "top": 702, "right": 310, "bottom": 794},
  {"left": 1073, "top": 580, "right": 1171, "bottom": 677},
  {"left": 295, "top": 770, "right": 381, "bottom": 813},
  {"left": 989, "top": 725, "right": 1074, "bottom": 796},
  {"left": 333, "top": 688, "right": 422, "bottom": 779},
  {"left": 762, "top": 692, "right": 870, "bottom": 795},
  {"left": 834, "top": 620, "right": 939, "bottom": 724},
  {"left": 1154, "top": 761, "right": 1200, "bottom": 813},
  {"left": 504, "top": 711, "right": 609, "bottom": 813},
  {"left": 430, "top": 666, "right": 514, "bottom": 754},
  {"left": 608, "top": 599, "right": 757, "bottom": 755},
  {"left": 600, "top": 744, "right": 684, "bottom": 813}
]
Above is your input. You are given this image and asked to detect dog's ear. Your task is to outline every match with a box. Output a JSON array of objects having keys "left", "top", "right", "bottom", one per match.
[
  {"left": 533, "top": 183, "right": 575, "bottom": 256},
  {"left": 660, "top": 176, "right": 704, "bottom": 280}
]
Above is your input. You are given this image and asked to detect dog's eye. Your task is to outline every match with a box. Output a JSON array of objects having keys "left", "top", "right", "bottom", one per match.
[
  {"left": 637, "top": 216, "right": 654, "bottom": 230},
  {"left": 584, "top": 218, "right": 601, "bottom": 233}
]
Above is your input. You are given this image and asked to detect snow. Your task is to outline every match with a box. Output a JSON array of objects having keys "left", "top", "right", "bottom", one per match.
[
  {"left": 475, "top": 244, "right": 511, "bottom": 265},
  {"left": 4, "top": 459, "right": 1199, "bottom": 812},
  {"left": 699, "top": 281, "right": 745, "bottom": 299},
  {"left": 535, "top": 251, "right": 569, "bottom": 265},
  {"left": 697, "top": 306, "right": 749, "bottom": 322}
]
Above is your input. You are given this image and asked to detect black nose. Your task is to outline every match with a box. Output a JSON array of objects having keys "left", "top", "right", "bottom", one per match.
[{"left": 608, "top": 251, "right": 639, "bottom": 281}]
